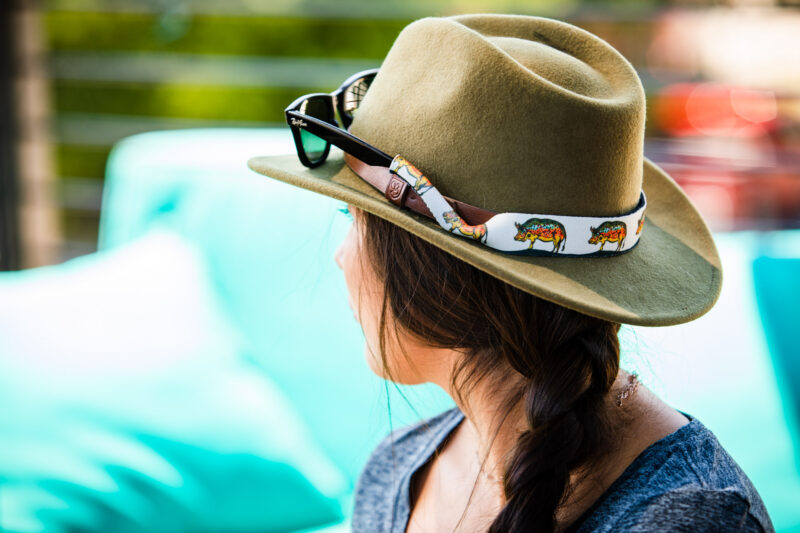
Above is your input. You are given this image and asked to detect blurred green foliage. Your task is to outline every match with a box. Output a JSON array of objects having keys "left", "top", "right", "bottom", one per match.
[
  {"left": 60, "top": 207, "right": 106, "bottom": 243},
  {"left": 55, "top": 144, "right": 111, "bottom": 179},
  {"left": 45, "top": 10, "right": 414, "bottom": 251},
  {"left": 53, "top": 81, "right": 323, "bottom": 123},
  {"left": 45, "top": 12, "right": 408, "bottom": 59}
]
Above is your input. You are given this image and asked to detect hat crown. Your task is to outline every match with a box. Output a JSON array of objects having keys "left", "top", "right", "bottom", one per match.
[{"left": 350, "top": 14, "right": 647, "bottom": 217}]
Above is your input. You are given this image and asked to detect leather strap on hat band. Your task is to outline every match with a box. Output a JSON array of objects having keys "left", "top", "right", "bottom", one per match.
[
  {"left": 344, "top": 152, "right": 494, "bottom": 226},
  {"left": 344, "top": 152, "right": 647, "bottom": 257}
]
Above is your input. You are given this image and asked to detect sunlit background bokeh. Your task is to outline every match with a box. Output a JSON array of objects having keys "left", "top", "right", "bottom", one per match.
[{"left": 1, "top": 0, "right": 799, "bottom": 532}]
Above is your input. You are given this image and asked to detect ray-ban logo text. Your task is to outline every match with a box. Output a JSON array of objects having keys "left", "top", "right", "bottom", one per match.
[{"left": 290, "top": 117, "right": 308, "bottom": 128}]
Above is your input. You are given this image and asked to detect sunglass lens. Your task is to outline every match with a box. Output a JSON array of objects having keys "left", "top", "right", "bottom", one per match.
[
  {"left": 298, "top": 97, "right": 331, "bottom": 163},
  {"left": 300, "top": 127, "right": 327, "bottom": 162}
]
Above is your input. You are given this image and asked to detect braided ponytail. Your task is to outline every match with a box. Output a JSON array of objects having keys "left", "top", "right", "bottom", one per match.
[
  {"left": 359, "top": 211, "right": 626, "bottom": 533},
  {"left": 488, "top": 306, "right": 621, "bottom": 532}
]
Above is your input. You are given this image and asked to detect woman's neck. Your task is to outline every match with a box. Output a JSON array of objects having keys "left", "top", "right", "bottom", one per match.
[{"left": 433, "top": 364, "right": 642, "bottom": 506}]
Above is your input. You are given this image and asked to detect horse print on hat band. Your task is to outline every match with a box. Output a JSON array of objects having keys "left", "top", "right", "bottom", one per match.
[{"left": 389, "top": 156, "right": 647, "bottom": 257}]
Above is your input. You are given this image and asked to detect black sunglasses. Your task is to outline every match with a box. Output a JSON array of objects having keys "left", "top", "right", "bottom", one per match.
[{"left": 285, "top": 68, "right": 393, "bottom": 168}]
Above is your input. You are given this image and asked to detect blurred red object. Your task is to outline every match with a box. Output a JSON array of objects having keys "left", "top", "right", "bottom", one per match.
[
  {"left": 646, "top": 138, "right": 800, "bottom": 231},
  {"left": 646, "top": 77, "right": 800, "bottom": 230},
  {"left": 654, "top": 83, "right": 779, "bottom": 138}
]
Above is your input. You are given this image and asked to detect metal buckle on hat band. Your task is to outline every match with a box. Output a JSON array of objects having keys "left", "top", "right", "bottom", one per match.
[{"left": 345, "top": 152, "right": 647, "bottom": 257}]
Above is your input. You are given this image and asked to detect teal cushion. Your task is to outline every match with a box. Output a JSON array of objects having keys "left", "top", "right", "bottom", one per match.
[
  {"left": 754, "top": 250, "right": 800, "bottom": 470},
  {"left": 0, "top": 228, "right": 346, "bottom": 532}
]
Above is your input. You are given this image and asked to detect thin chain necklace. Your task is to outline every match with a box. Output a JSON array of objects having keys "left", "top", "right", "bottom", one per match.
[{"left": 475, "top": 372, "right": 640, "bottom": 483}]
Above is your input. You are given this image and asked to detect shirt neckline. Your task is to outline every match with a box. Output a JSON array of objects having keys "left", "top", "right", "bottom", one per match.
[
  {"left": 394, "top": 407, "right": 701, "bottom": 533},
  {"left": 393, "top": 407, "right": 465, "bottom": 532}
]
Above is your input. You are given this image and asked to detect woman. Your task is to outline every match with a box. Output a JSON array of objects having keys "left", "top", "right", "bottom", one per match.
[
  {"left": 249, "top": 14, "right": 774, "bottom": 532},
  {"left": 336, "top": 205, "right": 769, "bottom": 533}
]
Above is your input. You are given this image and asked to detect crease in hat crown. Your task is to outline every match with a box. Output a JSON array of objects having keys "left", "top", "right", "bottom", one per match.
[{"left": 349, "top": 14, "right": 647, "bottom": 219}]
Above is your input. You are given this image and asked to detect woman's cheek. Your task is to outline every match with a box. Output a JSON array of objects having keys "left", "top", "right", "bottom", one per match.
[
  {"left": 336, "top": 225, "right": 363, "bottom": 319},
  {"left": 336, "top": 221, "right": 384, "bottom": 375},
  {"left": 356, "top": 278, "right": 387, "bottom": 376}
]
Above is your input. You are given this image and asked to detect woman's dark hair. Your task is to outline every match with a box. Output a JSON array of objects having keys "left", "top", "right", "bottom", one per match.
[{"left": 358, "top": 210, "right": 626, "bottom": 533}]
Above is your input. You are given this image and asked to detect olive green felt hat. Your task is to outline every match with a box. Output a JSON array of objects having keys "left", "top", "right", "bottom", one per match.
[{"left": 247, "top": 14, "right": 722, "bottom": 327}]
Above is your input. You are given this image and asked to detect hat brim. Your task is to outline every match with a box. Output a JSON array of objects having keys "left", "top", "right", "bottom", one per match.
[{"left": 248, "top": 149, "right": 722, "bottom": 327}]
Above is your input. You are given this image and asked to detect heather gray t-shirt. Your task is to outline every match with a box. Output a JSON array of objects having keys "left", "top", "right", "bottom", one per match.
[{"left": 352, "top": 407, "right": 774, "bottom": 532}]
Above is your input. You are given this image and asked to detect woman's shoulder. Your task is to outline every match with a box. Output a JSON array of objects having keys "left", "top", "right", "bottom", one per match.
[
  {"left": 575, "top": 411, "right": 775, "bottom": 533},
  {"left": 614, "top": 485, "right": 770, "bottom": 532}
]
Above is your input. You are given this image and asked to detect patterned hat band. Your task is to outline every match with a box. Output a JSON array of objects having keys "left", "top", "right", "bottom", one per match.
[{"left": 344, "top": 154, "right": 647, "bottom": 257}]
